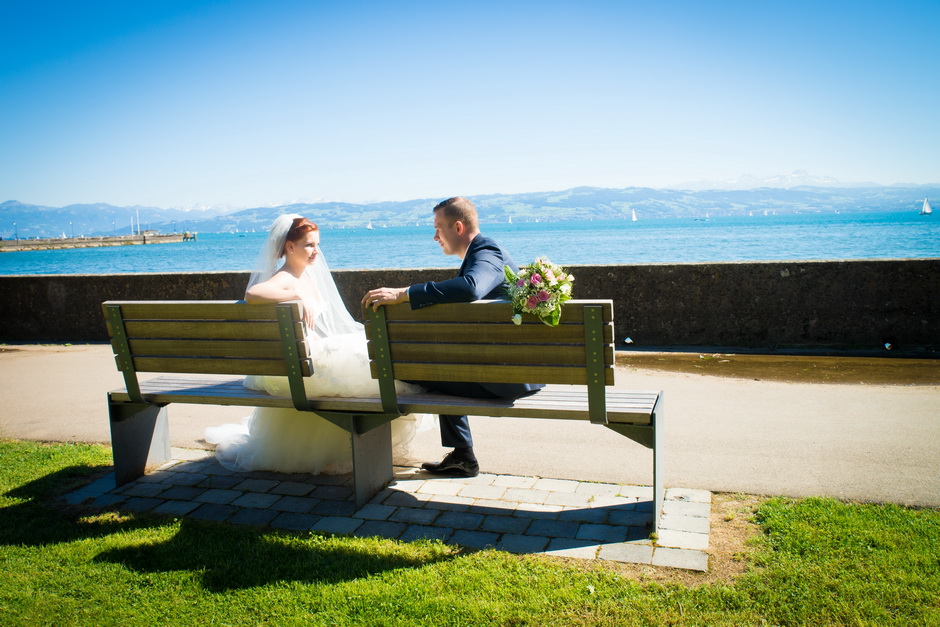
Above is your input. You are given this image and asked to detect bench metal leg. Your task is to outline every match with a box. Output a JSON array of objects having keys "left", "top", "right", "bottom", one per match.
[
  {"left": 349, "top": 418, "right": 393, "bottom": 509},
  {"left": 108, "top": 398, "right": 170, "bottom": 487}
]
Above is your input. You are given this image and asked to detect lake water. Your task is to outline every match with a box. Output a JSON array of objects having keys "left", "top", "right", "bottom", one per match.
[{"left": 1, "top": 211, "right": 937, "bottom": 275}]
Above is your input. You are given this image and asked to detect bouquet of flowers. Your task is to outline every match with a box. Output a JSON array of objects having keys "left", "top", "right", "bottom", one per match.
[{"left": 503, "top": 257, "right": 574, "bottom": 326}]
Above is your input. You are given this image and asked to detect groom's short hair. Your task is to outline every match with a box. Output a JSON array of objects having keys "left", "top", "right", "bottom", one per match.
[{"left": 433, "top": 197, "right": 478, "bottom": 231}]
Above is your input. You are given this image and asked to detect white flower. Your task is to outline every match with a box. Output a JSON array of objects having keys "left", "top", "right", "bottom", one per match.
[{"left": 512, "top": 313, "right": 522, "bottom": 325}]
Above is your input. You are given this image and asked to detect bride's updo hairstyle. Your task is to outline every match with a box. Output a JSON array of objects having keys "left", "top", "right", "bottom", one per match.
[{"left": 281, "top": 217, "right": 319, "bottom": 257}]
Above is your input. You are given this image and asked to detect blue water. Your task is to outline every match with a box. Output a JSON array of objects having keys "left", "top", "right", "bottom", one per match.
[{"left": 1, "top": 211, "right": 937, "bottom": 275}]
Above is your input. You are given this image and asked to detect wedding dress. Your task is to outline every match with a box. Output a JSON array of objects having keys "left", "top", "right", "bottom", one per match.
[{"left": 205, "top": 214, "right": 431, "bottom": 474}]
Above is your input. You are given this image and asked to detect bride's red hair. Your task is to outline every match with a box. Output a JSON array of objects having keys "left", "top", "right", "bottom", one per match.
[{"left": 282, "top": 217, "right": 319, "bottom": 256}]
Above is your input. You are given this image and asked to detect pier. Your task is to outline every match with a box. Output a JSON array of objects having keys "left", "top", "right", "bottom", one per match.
[{"left": 0, "top": 232, "right": 197, "bottom": 252}]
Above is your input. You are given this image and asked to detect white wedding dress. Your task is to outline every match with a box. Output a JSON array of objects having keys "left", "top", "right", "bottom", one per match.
[{"left": 204, "top": 213, "right": 431, "bottom": 475}]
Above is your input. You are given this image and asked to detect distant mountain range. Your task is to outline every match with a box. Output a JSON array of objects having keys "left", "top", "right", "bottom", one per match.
[{"left": 2, "top": 182, "right": 937, "bottom": 238}]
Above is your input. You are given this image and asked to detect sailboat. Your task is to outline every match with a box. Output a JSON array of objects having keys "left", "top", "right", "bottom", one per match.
[
  {"left": 631, "top": 209, "right": 637, "bottom": 222},
  {"left": 920, "top": 198, "right": 932, "bottom": 215},
  {"left": 366, "top": 221, "right": 375, "bottom": 230}
]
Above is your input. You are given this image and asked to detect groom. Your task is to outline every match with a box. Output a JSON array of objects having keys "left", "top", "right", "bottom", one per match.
[{"left": 362, "top": 197, "right": 542, "bottom": 477}]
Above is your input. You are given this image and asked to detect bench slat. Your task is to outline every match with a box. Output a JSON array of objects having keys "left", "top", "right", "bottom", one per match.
[
  {"left": 119, "top": 320, "right": 302, "bottom": 341},
  {"left": 378, "top": 300, "right": 614, "bottom": 324},
  {"left": 377, "top": 321, "right": 614, "bottom": 345},
  {"left": 377, "top": 342, "right": 615, "bottom": 367},
  {"left": 102, "top": 300, "right": 300, "bottom": 321},
  {"left": 374, "top": 362, "right": 615, "bottom": 386},
  {"left": 124, "top": 338, "right": 305, "bottom": 360},
  {"left": 130, "top": 356, "right": 314, "bottom": 377}
]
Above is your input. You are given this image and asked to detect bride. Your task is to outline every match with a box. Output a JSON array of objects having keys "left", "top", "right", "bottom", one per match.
[{"left": 205, "top": 214, "right": 430, "bottom": 474}]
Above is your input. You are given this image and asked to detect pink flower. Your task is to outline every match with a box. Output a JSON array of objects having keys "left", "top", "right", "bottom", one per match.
[
  {"left": 530, "top": 274, "right": 542, "bottom": 285},
  {"left": 526, "top": 294, "right": 539, "bottom": 309},
  {"left": 516, "top": 278, "right": 526, "bottom": 287},
  {"left": 544, "top": 269, "right": 556, "bottom": 282},
  {"left": 537, "top": 290, "right": 551, "bottom": 302}
]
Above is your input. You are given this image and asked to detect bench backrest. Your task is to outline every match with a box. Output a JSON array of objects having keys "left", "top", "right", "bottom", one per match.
[
  {"left": 365, "top": 299, "right": 615, "bottom": 422},
  {"left": 102, "top": 300, "right": 312, "bottom": 405}
]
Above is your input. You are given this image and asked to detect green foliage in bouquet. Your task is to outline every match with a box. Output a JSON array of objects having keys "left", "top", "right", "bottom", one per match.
[{"left": 503, "top": 257, "right": 574, "bottom": 327}]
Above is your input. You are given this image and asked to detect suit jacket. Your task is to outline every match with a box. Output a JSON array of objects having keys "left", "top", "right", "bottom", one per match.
[{"left": 408, "top": 234, "right": 543, "bottom": 398}]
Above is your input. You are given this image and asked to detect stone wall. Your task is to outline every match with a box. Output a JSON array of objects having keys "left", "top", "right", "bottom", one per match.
[{"left": 1, "top": 259, "right": 938, "bottom": 351}]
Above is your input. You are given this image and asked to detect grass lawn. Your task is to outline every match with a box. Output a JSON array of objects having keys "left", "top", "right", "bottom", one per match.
[{"left": 1, "top": 439, "right": 937, "bottom": 626}]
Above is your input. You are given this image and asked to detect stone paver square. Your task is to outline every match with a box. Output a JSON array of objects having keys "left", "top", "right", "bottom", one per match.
[
  {"left": 470, "top": 499, "right": 517, "bottom": 515},
  {"left": 122, "top": 497, "right": 164, "bottom": 512},
  {"left": 314, "top": 517, "right": 363, "bottom": 535},
  {"left": 391, "top": 507, "right": 440, "bottom": 525},
  {"left": 544, "top": 538, "right": 600, "bottom": 559},
  {"left": 533, "top": 478, "right": 580, "bottom": 493},
  {"left": 383, "top": 491, "right": 431, "bottom": 507},
  {"left": 313, "top": 500, "right": 357, "bottom": 517},
  {"left": 355, "top": 520, "right": 407, "bottom": 539},
  {"left": 153, "top": 500, "right": 201, "bottom": 516},
  {"left": 493, "top": 475, "right": 538, "bottom": 489},
  {"left": 355, "top": 503, "right": 396, "bottom": 521},
  {"left": 122, "top": 483, "right": 168, "bottom": 498},
  {"left": 231, "top": 492, "right": 281, "bottom": 509},
  {"left": 575, "top": 482, "right": 621, "bottom": 497},
  {"left": 497, "top": 534, "right": 549, "bottom": 554},
  {"left": 195, "top": 489, "right": 241, "bottom": 505},
  {"left": 199, "top": 475, "right": 242, "bottom": 490},
  {"left": 652, "top": 547, "right": 709, "bottom": 571},
  {"left": 458, "top": 484, "right": 506, "bottom": 500},
  {"left": 435, "top": 511, "right": 484, "bottom": 531},
  {"left": 229, "top": 508, "right": 280, "bottom": 526},
  {"left": 270, "top": 512, "right": 319, "bottom": 531},
  {"left": 417, "top": 481, "right": 464, "bottom": 496},
  {"left": 661, "top": 513, "right": 711, "bottom": 534},
  {"left": 665, "top": 487, "right": 712, "bottom": 504},
  {"left": 558, "top": 507, "right": 608, "bottom": 524},
  {"left": 400, "top": 525, "right": 453, "bottom": 543},
  {"left": 162, "top": 472, "right": 208, "bottom": 487},
  {"left": 234, "top": 478, "right": 279, "bottom": 493},
  {"left": 609, "top": 509, "right": 651, "bottom": 527},
  {"left": 424, "top": 495, "right": 474, "bottom": 511},
  {"left": 389, "top": 478, "right": 427, "bottom": 493},
  {"left": 481, "top": 515, "right": 530, "bottom": 534},
  {"left": 271, "top": 481, "right": 315, "bottom": 496},
  {"left": 527, "top": 519, "right": 580, "bottom": 539},
  {"left": 189, "top": 503, "right": 237, "bottom": 522},
  {"left": 577, "top": 523, "right": 628, "bottom": 543},
  {"left": 656, "top": 529, "right": 709, "bottom": 551},
  {"left": 617, "top": 485, "right": 653, "bottom": 500},
  {"left": 544, "top": 491, "right": 593, "bottom": 507},
  {"left": 271, "top": 496, "right": 318, "bottom": 513},
  {"left": 598, "top": 541, "right": 654, "bottom": 564},
  {"left": 502, "top": 488, "right": 549, "bottom": 504},
  {"left": 450, "top": 530, "right": 499, "bottom": 549},
  {"left": 662, "top": 500, "right": 710, "bottom": 518}
]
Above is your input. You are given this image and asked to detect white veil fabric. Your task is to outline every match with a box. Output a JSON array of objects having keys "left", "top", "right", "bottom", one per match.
[{"left": 206, "top": 213, "right": 431, "bottom": 474}]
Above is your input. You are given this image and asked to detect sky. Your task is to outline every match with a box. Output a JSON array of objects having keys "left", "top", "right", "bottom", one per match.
[{"left": 1, "top": 0, "right": 938, "bottom": 209}]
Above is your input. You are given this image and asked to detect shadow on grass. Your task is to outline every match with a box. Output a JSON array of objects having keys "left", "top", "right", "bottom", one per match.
[{"left": 1, "top": 464, "right": 456, "bottom": 591}]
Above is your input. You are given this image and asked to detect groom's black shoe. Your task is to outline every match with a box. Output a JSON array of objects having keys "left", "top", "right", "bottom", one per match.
[{"left": 421, "top": 452, "right": 480, "bottom": 477}]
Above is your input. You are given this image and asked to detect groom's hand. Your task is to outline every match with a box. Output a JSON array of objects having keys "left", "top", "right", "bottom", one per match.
[{"left": 362, "top": 286, "right": 409, "bottom": 311}]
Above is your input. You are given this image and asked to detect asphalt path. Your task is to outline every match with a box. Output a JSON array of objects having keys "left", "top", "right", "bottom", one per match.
[{"left": 2, "top": 344, "right": 937, "bottom": 507}]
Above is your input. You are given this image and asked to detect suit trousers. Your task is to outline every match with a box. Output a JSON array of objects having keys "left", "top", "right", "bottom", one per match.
[{"left": 406, "top": 380, "right": 506, "bottom": 449}]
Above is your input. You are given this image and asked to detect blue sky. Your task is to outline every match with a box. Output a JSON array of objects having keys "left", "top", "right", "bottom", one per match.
[{"left": 2, "top": 0, "right": 938, "bottom": 209}]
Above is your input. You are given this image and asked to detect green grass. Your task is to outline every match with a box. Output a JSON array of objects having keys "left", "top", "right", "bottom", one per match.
[{"left": 1, "top": 439, "right": 938, "bottom": 626}]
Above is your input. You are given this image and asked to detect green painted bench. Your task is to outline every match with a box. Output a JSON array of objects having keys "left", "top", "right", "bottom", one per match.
[{"left": 103, "top": 299, "right": 664, "bottom": 528}]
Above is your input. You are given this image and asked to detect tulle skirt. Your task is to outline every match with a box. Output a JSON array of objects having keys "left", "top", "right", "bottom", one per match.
[{"left": 205, "top": 331, "right": 432, "bottom": 474}]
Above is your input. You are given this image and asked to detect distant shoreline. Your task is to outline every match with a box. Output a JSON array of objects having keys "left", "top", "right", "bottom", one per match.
[{"left": 0, "top": 232, "right": 196, "bottom": 252}]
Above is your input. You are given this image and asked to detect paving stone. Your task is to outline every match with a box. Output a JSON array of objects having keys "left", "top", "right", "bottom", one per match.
[
  {"left": 458, "top": 484, "right": 507, "bottom": 500},
  {"left": 271, "top": 481, "right": 315, "bottom": 497},
  {"left": 122, "top": 483, "right": 168, "bottom": 498},
  {"left": 624, "top": 526, "right": 653, "bottom": 542},
  {"left": 493, "top": 475, "right": 538, "bottom": 489},
  {"left": 635, "top": 500, "right": 654, "bottom": 513},
  {"left": 355, "top": 520, "right": 407, "bottom": 539},
  {"left": 656, "top": 529, "right": 709, "bottom": 551},
  {"left": 234, "top": 479, "right": 280, "bottom": 493},
  {"left": 153, "top": 500, "right": 201, "bottom": 516},
  {"left": 313, "top": 485, "right": 354, "bottom": 501},
  {"left": 450, "top": 530, "right": 499, "bottom": 549},
  {"left": 391, "top": 507, "right": 440, "bottom": 525},
  {"left": 314, "top": 517, "right": 363, "bottom": 535},
  {"left": 609, "top": 510, "right": 652, "bottom": 527},
  {"left": 313, "top": 500, "right": 357, "bottom": 517},
  {"left": 558, "top": 507, "right": 609, "bottom": 524},
  {"left": 136, "top": 470, "right": 176, "bottom": 484},
  {"left": 662, "top": 500, "right": 711, "bottom": 518},
  {"left": 159, "top": 485, "right": 205, "bottom": 501},
  {"left": 544, "top": 491, "right": 594, "bottom": 507},
  {"left": 271, "top": 496, "right": 318, "bottom": 513},
  {"left": 229, "top": 508, "right": 280, "bottom": 526},
  {"left": 598, "top": 541, "right": 654, "bottom": 564},
  {"left": 198, "top": 475, "right": 243, "bottom": 489},
  {"left": 91, "top": 493, "right": 127, "bottom": 508},
  {"left": 62, "top": 490, "right": 93, "bottom": 505},
  {"left": 527, "top": 519, "right": 580, "bottom": 539},
  {"left": 202, "top": 464, "right": 237, "bottom": 476},
  {"left": 417, "top": 481, "right": 464, "bottom": 496},
  {"left": 544, "top": 538, "right": 600, "bottom": 559},
  {"left": 436, "top": 511, "right": 484, "bottom": 531},
  {"left": 512, "top": 503, "right": 561, "bottom": 519},
  {"left": 470, "top": 499, "right": 517, "bottom": 515},
  {"left": 574, "top": 482, "right": 622, "bottom": 497},
  {"left": 384, "top": 491, "right": 431, "bottom": 507},
  {"left": 665, "top": 487, "right": 712, "bottom": 504},
  {"left": 652, "top": 547, "right": 709, "bottom": 571},
  {"left": 661, "top": 513, "right": 711, "bottom": 534},
  {"left": 450, "top": 473, "right": 497, "bottom": 486},
  {"left": 533, "top": 478, "right": 580, "bottom": 493},
  {"left": 400, "top": 525, "right": 453, "bottom": 543},
  {"left": 577, "top": 523, "right": 629, "bottom": 543},
  {"left": 388, "top": 478, "right": 427, "bottom": 493},
  {"left": 617, "top": 485, "right": 653, "bottom": 500},
  {"left": 424, "top": 495, "right": 474, "bottom": 511},
  {"left": 355, "top": 503, "right": 396, "bottom": 521},
  {"left": 307, "top": 473, "right": 351, "bottom": 486},
  {"left": 591, "top": 495, "right": 639, "bottom": 508},
  {"left": 270, "top": 512, "right": 319, "bottom": 531},
  {"left": 231, "top": 492, "right": 282, "bottom": 509},
  {"left": 175, "top": 460, "right": 216, "bottom": 474},
  {"left": 162, "top": 472, "right": 208, "bottom": 487},
  {"left": 122, "top": 497, "right": 164, "bottom": 512},
  {"left": 195, "top": 489, "right": 241, "bottom": 505},
  {"left": 481, "top": 514, "right": 530, "bottom": 534},
  {"left": 189, "top": 503, "right": 237, "bottom": 522},
  {"left": 502, "top": 488, "right": 550, "bottom": 504},
  {"left": 497, "top": 534, "right": 549, "bottom": 554}
]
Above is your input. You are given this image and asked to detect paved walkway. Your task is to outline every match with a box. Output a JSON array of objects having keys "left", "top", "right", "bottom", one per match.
[{"left": 64, "top": 447, "right": 711, "bottom": 572}]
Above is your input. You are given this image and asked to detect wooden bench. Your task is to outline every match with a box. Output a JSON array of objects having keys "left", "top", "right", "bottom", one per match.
[{"left": 103, "top": 299, "right": 665, "bottom": 530}]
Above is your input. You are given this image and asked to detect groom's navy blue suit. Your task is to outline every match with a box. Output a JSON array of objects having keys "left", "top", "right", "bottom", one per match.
[{"left": 407, "top": 234, "right": 543, "bottom": 449}]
